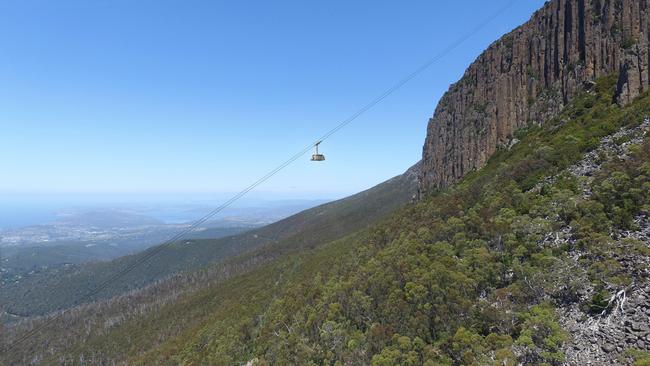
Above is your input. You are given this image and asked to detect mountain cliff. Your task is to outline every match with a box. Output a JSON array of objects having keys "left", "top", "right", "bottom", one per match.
[{"left": 420, "top": 0, "right": 650, "bottom": 194}]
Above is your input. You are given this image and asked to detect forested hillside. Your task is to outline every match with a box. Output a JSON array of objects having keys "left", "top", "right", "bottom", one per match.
[
  {"left": 1, "top": 163, "right": 417, "bottom": 319},
  {"left": 5, "top": 76, "right": 650, "bottom": 365}
]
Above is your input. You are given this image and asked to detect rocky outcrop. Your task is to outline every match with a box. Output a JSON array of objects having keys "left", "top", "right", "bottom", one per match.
[
  {"left": 420, "top": 0, "right": 650, "bottom": 195},
  {"left": 539, "top": 119, "right": 650, "bottom": 365}
]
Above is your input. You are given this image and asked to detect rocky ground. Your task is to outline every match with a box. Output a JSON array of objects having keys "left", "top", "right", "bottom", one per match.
[
  {"left": 545, "top": 119, "right": 650, "bottom": 365},
  {"left": 560, "top": 260, "right": 650, "bottom": 365}
]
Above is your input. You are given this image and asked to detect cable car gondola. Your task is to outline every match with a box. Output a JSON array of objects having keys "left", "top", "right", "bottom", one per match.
[{"left": 311, "top": 141, "right": 325, "bottom": 161}]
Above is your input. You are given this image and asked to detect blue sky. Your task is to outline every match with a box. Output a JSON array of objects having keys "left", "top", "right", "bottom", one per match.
[{"left": 0, "top": 0, "right": 546, "bottom": 199}]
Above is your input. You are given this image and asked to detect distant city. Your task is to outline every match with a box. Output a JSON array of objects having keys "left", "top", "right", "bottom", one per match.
[
  {"left": 0, "top": 199, "right": 330, "bottom": 245},
  {"left": 0, "top": 199, "right": 329, "bottom": 285}
]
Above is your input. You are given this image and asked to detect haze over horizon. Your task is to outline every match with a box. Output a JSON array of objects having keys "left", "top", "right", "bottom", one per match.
[
  {"left": 0, "top": 192, "right": 334, "bottom": 230},
  {"left": 1, "top": 0, "right": 545, "bottom": 197}
]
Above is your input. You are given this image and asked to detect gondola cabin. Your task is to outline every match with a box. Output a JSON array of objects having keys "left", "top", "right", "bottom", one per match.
[{"left": 311, "top": 142, "right": 325, "bottom": 161}]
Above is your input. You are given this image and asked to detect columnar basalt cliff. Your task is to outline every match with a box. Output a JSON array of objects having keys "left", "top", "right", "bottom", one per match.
[{"left": 420, "top": 0, "right": 650, "bottom": 194}]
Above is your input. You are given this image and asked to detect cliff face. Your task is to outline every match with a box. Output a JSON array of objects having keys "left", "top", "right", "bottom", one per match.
[{"left": 420, "top": 0, "right": 650, "bottom": 194}]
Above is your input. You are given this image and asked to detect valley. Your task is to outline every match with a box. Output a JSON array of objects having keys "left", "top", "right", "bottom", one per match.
[{"left": 0, "top": 167, "right": 418, "bottom": 321}]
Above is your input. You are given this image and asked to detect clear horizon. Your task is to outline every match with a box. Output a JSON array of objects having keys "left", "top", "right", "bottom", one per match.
[{"left": 1, "top": 0, "right": 546, "bottom": 196}]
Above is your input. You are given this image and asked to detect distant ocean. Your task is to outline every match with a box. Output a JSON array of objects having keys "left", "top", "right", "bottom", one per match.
[
  {"left": 0, "top": 193, "right": 331, "bottom": 231},
  {"left": 0, "top": 205, "right": 58, "bottom": 230},
  {"left": 0, "top": 194, "right": 91, "bottom": 230}
]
